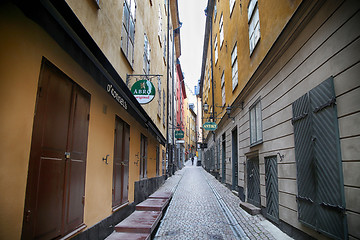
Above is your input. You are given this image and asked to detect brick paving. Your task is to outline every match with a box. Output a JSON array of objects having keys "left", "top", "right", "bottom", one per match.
[{"left": 154, "top": 160, "right": 293, "bottom": 240}]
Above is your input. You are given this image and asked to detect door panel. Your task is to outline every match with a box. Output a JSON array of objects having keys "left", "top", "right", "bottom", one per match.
[
  {"left": 265, "top": 156, "right": 279, "bottom": 223},
  {"left": 65, "top": 87, "right": 90, "bottom": 232},
  {"left": 247, "top": 157, "right": 260, "bottom": 207},
  {"left": 122, "top": 123, "right": 130, "bottom": 204},
  {"left": 232, "top": 129, "right": 238, "bottom": 191},
  {"left": 113, "top": 117, "right": 124, "bottom": 207}
]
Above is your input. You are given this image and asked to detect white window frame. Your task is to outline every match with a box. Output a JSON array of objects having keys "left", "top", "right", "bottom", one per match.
[
  {"left": 219, "top": 14, "right": 224, "bottom": 48},
  {"left": 214, "top": 35, "right": 218, "bottom": 64},
  {"left": 231, "top": 44, "right": 238, "bottom": 91},
  {"left": 158, "top": 4, "right": 162, "bottom": 44},
  {"left": 230, "top": 0, "right": 235, "bottom": 16},
  {"left": 143, "top": 34, "right": 150, "bottom": 74},
  {"left": 248, "top": 0, "right": 260, "bottom": 55},
  {"left": 221, "top": 71, "right": 225, "bottom": 106},
  {"left": 214, "top": 1, "right": 217, "bottom": 21},
  {"left": 249, "top": 99, "right": 263, "bottom": 146},
  {"left": 121, "top": 0, "right": 136, "bottom": 66}
]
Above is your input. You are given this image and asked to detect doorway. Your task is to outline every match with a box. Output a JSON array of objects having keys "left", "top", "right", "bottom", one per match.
[
  {"left": 247, "top": 157, "right": 261, "bottom": 207},
  {"left": 22, "top": 59, "right": 90, "bottom": 239},
  {"left": 232, "top": 128, "right": 238, "bottom": 191},
  {"left": 265, "top": 156, "right": 279, "bottom": 223},
  {"left": 113, "top": 116, "right": 130, "bottom": 208}
]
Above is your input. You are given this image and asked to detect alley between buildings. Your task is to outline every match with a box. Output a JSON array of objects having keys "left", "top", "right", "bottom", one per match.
[{"left": 154, "top": 161, "right": 293, "bottom": 240}]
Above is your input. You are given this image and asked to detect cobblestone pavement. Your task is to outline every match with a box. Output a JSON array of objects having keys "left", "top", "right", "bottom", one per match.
[{"left": 154, "top": 161, "right": 293, "bottom": 240}]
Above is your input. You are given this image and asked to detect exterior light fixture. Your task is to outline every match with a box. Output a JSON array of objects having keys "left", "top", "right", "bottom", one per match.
[
  {"left": 203, "top": 102, "right": 209, "bottom": 113},
  {"left": 226, "top": 106, "right": 232, "bottom": 117}
]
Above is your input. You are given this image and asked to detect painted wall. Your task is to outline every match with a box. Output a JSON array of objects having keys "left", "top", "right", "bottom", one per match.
[{"left": 0, "top": 4, "right": 164, "bottom": 238}]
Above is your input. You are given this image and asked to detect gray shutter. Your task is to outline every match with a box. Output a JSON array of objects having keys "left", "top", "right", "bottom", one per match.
[
  {"left": 309, "top": 77, "right": 347, "bottom": 240},
  {"left": 292, "top": 93, "right": 317, "bottom": 227},
  {"left": 292, "top": 77, "right": 347, "bottom": 240}
]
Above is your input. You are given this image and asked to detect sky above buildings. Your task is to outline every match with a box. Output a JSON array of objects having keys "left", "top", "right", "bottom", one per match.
[{"left": 178, "top": 0, "right": 207, "bottom": 103}]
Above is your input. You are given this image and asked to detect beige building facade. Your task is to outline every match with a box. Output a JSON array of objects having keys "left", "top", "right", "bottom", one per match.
[{"left": 200, "top": 0, "right": 360, "bottom": 239}]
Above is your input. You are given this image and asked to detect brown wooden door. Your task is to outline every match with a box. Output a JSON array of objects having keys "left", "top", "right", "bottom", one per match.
[
  {"left": 113, "top": 116, "right": 130, "bottom": 208},
  {"left": 22, "top": 60, "right": 90, "bottom": 239}
]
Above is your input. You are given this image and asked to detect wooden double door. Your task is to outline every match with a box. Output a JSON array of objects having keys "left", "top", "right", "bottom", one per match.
[{"left": 22, "top": 60, "right": 90, "bottom": 239}]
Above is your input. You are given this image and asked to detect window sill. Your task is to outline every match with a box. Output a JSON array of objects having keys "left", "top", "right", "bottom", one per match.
[
  {"left": 112, "top": 201, "right": 129, "bottom": 212},
  {"left": 250, "top": 139, "right": 263, "bottom": 148}
]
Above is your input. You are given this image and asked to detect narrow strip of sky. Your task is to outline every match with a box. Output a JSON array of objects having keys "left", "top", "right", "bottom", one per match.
[{"left": 178, "top": 0, "right": 207, "bottom": 97}]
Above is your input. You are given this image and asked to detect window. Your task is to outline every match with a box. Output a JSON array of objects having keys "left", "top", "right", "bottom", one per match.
[
  {"left": 230, "top": 0, "right": 235, "bottom": 16},
  {"left": 158, "top": 76, "right": 161, "bottom": 117},
  {"left": 231, "top": 44, "right": 238, "bottom": 90},
  {"left": 121, "top": 0, "right": 136, "bottom": 66},
  {"left": 163, "top": 33, "right": 167, "bottom": 63},
  {"left": 143, "top": 34, "right": 150, "bottom": 74},
  {"left": 221, "top": 71, "right": 225, "bottom": 106},
  {"left": 249, "top": 99, "right": 262, "bottom": 145},
  {"left": 219, "top": 14, "right": 224, "bottom": 48},
  {"left": 163, "top": 90, "right": 166, "bottom": 125},
  {"left": 158, "top": 4, "right": 162, "bottom": 44},
  {"left": 214, "top": 1, "right": 217, "bottom": 21},
  {"left": 214, "top": 35, "right": 218, "bottom": 64},
  {"left": 140, "top": 134, "right": 148, "bottom": 179},
  {"left": 248, "top": 0, "right": 260, "bottom": 54}
]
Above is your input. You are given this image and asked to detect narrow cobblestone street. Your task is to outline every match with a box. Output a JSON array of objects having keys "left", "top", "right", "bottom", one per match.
[{"left": 154, "top": 161, "right": 293, "bottom": 240}]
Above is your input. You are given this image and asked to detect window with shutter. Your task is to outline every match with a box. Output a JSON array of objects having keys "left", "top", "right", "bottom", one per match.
[
  {"left": 143, "top": 34, "right": 150, "bottom": 74},
  {"left": 229, "top": 0, "right": 235, "bottom": 16},
  {"left": 221, "top": 71, "right": 225, "bottom": 106},
  {"left": 231, "top": 44, "right": 238, "bottom": 90},
  {"left": 248, "top": 0, "right": 260, "bottom": 55},
  {"left": 121, "top": 0, "right": 136, "bottom": 66},
  {"left": 219, "top": 14, "right": 224, "bottom": 48},
  {"left": 292, "top": 77, "right": 347, "bottom": 240},
  {"left": 214, "top": 35, "right": 218, "bottom": 64}
]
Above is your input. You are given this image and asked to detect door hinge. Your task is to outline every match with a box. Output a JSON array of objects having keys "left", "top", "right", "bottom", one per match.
[
  {"left": 82, "top": 196, "right": 85, "bottom": 205},
  {"left": 25, "top": 209, "right": 31, "bottom": 222}
]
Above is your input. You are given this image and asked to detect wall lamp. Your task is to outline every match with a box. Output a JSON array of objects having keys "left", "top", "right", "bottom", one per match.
[
  {"left": 226, "top": 101, "right": 244, "bottom": 122},
  {"left": 203, "top": 102, "right": 209, "bottom": 113}
]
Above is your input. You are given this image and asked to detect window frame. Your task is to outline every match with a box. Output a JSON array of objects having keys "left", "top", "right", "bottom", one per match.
[
  {"left": 229, "top": 0, "right": 235, "bottom": 16},
  {"left": 121, "top": 0, "right": 136, "bottom": 67},
  {"left": 219, "top": 14, "right": 224, "bottom": 48},
  {"left": 248, "top": 0, "right": 260, "bottom": 55},
  {"left": 214, "top": 35, "right": 218, "bottom": 64},
  {"left": 221, "top": 71, "right": 225, "bottom": 106},
  {"left": 231, "top": 43, "right": 238, "bottom": 91},
  {"left": 249, "top": 98, "right": 263, "bottom": 146},
  {"left": 143, "top": 33, "right": 151, "bottom": 74}
]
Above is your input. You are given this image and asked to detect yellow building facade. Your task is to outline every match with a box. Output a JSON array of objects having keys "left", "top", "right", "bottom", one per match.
[{"left": 0, "top": 0, "right": 180, "bottom": 239}]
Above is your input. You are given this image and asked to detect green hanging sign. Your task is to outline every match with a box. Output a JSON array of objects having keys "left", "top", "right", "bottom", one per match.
[
  {"left": 175, "top": 130, "right": 184, "bottom": 139},
  {"left": 203, "top": 122, "right": 217, "bottom": 131},
  {"left": 131, "top": 79, "right": 156, "bottom": 104}
]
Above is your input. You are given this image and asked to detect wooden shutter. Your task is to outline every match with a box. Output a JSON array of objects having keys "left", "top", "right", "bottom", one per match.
[{"left": 292, "top": 77, "right": 347, "bottom": 239}]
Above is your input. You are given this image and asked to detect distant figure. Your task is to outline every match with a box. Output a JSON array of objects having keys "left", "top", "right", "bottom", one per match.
[{"left": 191, "top": 157, "right": 194, "bottom": 165}]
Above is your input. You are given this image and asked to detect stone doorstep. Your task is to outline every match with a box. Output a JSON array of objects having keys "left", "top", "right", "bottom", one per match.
[
  {"left": 105, "top": 232, "right": 150, "bottom": 240},
  {"left": 148, "top": 191, "right": 173, "bottom": 200},
  {"left": 114, "top": 210, "right": 162, "bottom": 234},
  {"left": 135, "top": 198, "right": 170, "bottom": 212},
  {"left": 240, "top": 201, "right": 261, "bottom": 215}
]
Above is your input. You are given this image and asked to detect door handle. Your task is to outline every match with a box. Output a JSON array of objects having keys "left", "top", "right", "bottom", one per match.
[{"left": 65, "top": 152, "right": 70, "bottom": 159}]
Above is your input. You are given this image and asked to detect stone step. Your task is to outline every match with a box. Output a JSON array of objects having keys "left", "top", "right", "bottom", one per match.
[
  {"left": 105, "top": 232, "right": 150, "bottom": 240},
  {"left": 114, "top": 210, "right": 162, "bottom": 234},
  {"left": 240, "top": 201, "right": 261, "bottom": 215},
  {"left": 136, "top": 198, "right": 169, "bottom": 212},
  {"left": 148, "top": 191, "right": 173, "bottom": 200}
]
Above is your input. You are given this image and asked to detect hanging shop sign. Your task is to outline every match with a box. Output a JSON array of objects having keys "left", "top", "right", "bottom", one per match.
[
  {"left": 175, "top": 130, "right": 184, "bottom": 139},
  {"left": 131, "top": 79, "right": 156, "bottom": 104},
  {"left": 203, "top": 122, "right": 217, "bottom": 131}
]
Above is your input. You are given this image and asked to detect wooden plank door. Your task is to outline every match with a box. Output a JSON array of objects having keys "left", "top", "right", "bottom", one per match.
[{"left": 22, "top": 60, "right": 90, "bottom": 239}]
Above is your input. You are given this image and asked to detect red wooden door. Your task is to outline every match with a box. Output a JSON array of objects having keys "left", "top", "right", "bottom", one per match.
[{"left": 22, "top": 60, "right": 90, "bottom": 239}]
